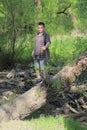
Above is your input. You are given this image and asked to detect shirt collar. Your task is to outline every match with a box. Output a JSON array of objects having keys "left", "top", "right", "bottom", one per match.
[{"left": 37, "top": 31, "right": 46, "bottom": 35}]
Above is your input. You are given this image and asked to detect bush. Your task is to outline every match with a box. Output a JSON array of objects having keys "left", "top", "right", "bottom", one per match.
[{"left": 49, "top": 36, "right": 87, "bottom": 68}]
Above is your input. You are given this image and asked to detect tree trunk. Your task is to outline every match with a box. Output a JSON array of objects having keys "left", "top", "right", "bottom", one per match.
[
  {"left": 70, "top": 84, "right": 87, "bottom": 92},
  {"left": 51, "top": 52, "right": 87, "bottom": 87},
  {"left": 0, "top": 52, "right": 87, "bottom": 122},
  {"left": 0, "top": 83, "right": 47, "bottom": 123}
]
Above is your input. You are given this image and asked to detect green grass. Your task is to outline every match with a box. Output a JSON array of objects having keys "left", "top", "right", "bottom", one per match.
[
  {"left": 0, "top": 34, "right": 87, "bottom": 68},
  {"left": 0, "top": 116, "right": 86, "bottom": 130},
  {"left": 50, "top": 36, "right": 87, "bottom": 67},
  {"left": 14, "top": 35, "right": 87, "bottom": 69}
]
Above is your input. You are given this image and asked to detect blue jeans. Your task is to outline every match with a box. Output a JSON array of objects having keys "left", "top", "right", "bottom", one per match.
[
  {"left": 34, "top": 58, "right": 48, "bottom": 79},
  {"left": 34, "top": 58, "right": 47, "bottom": 70}
]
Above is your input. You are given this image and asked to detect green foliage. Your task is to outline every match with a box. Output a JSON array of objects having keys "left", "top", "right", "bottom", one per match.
[
  {"left": 50, "top": 36, "right": 87, "bottom": 67},
  {"left": 52, "top": 80, "right": 62, "bottom": 88},
  {"left": 0, "top": 116, "right": 87, "bottom": 130},
  {"left": 0, "top": 0, "right": 87, "bottom": 67},
  {"left": 71, "top": 0, "right": 87, "bottom": 31},
  {"left": 14, "top": 34, "right": 34, "bottom": 62}
]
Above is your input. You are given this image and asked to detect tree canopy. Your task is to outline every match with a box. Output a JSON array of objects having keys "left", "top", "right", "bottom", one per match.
[{"left": 0, "top": 0, "right": 87, "bottom": 67}]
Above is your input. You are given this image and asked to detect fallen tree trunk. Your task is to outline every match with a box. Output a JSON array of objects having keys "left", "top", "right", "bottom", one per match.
[
  {"left": 0, "top": 83, "right": 47, "bottom": 122},
  {"left": 0, "top": 52, "right": 87, "bottom": 123},
  {"left": 51, "top": 52, "right": 87, "bottom": 87},
  {"left": 70, "top": 84, "right": 87, "bottom": 92}
]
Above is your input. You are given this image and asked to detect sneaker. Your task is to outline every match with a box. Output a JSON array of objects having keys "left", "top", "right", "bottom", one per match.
[{"left": 34, "top": 78, "right": 42, "bottom": 84}]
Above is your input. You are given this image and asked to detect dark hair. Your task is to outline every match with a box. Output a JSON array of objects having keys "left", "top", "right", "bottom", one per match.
[{"left": 38, "top": 22, "right": 45, "bottom": 27}]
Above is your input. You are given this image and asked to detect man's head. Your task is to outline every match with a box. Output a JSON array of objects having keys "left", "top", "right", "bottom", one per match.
[{"left": 38, "top": 22, "right": 45, "bottom": 33}]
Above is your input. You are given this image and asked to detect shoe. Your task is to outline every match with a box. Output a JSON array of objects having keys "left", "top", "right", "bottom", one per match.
[{"left": 34, "top": 78, "right": 42, "bottom": 84}]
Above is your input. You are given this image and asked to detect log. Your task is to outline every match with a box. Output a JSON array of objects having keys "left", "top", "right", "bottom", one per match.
[
  {"left": 0, "top": 82, "right": 47, "bottom": 122},
  {"left": 70, "top": 84, "right": 87, "bottom": 92},
  {"left": 0, "top": 71, "right": 9, "bottom": 78},
  {"left": 63, "top": 112, "right": 87, "bottom": 119},
  {"left": 51, "top": 52, "right": 87, "bottom": 87},
  {"left": 0, "top": 52, "right": 87, "bottom": 123}
]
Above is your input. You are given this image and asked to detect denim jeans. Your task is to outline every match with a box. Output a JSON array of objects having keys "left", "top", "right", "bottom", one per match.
[
  {"left": 34, "top": 58, "right": 48, "bottom": 79},
  {"left": 34, "top": 58, "right": 47, "bottom": 70}
]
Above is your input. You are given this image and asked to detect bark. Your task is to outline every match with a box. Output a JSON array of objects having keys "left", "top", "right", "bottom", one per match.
[
  {"left": 0, "top": 83, "right": 47, "bottom": 123},
  {"left": 57, "top": 4, "right": 71, "bottom": 15},
  {"left": 70, "top": 84, "right": 87, "bottom": 92},
  {"left": 0, "top": 52, "right": 87, "bottom": 122},
  {"left": 51, "top": 52, "right": 87, "bottom": 87}
]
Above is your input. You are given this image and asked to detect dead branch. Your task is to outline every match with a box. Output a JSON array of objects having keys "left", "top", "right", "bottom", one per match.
[{"left": 57, "top": 4, "right": 71, "bottom": 15}]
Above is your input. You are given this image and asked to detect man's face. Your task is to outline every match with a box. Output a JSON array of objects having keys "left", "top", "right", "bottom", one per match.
[{"left": 38, "top": 25, "right": 44, "bottom": 33}]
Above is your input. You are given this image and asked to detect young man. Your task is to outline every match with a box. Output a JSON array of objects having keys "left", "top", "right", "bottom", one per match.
[{"left": 32, "top": 22, "right": 51, "bottom": 83}]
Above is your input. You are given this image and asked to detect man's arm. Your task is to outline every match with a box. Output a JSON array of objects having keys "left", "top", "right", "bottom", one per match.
[
  {"left": 45, "top": 33, "right": 51, "bottom": 49},
  {"left": 42, "top": 33, "right": 51, "bottom": 51},
  {"left": 32, "top": 50, "right": 34, "bottom": 57}
]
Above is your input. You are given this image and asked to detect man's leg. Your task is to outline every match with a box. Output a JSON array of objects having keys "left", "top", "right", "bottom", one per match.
[
  {"left": 34, "top": 59, "right": 49, "bottom": 83},
  {"left": 34, "top": 60, "right": 42, "bottom": 82},
  {"left": 40, "top": 59, "right": 48, "bottom": 80}
]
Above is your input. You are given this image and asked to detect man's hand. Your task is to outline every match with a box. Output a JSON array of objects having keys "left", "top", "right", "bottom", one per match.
[{"left": 41, "top": 46, "right": 46, "bottom": 51}]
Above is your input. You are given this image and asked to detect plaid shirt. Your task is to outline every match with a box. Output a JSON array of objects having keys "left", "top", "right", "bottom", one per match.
[{"left": 34, "top": 32, "right": 51, "bottom": 59}]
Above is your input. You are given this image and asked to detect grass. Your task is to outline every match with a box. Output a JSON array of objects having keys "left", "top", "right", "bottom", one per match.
[
  {"left": 49, "top": 35, "right": 87, "bottom": 67},
  {"left": 0, "top": 116, "right": 87, "bottom": 130},
  {"left": 0, "top": 35, "right": 87, "bottom": 130},
  {"left": 0, "top": 33, "right": 87, "bottom": 69}
]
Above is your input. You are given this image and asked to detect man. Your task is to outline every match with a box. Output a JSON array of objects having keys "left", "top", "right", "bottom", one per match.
[{"left": 32, "top": 22, "right": 51, "bottom": 83}]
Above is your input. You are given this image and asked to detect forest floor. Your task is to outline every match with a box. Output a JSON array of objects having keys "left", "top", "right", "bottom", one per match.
[
  {"left": 0, "top": 58, "right": 87, "bottom": 130},
  {"left": 0, "top": 116, "right": 86, "bottom": 130}
]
